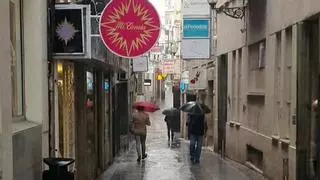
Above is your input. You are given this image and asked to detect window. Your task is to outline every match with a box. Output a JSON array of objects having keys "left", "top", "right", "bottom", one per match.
[
  {"left": 10, "top": 0, "right": 24, "bottom": 117},
  {"left": 258, "top": 41, "right": 266, "bottom": 68},
  {"left": 249, "top": 40, "right": 266, "bottom": 70}
]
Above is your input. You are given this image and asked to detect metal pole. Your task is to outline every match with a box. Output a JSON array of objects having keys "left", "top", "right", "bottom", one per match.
[
  {"left": 167, "top": 29, "right": 170, "bottom": 56},
  {"left": 160, "top": 75, "right": 162, "bottom": 101}
]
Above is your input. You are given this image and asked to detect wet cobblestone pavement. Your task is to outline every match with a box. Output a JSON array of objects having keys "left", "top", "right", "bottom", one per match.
[{"left": 97, "top": 94, "right": 268, "bottom": 180}]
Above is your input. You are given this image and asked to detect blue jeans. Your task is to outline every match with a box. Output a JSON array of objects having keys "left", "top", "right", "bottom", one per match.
[{"left": 189, "top": 134, "right": 203, "bottom": 162}]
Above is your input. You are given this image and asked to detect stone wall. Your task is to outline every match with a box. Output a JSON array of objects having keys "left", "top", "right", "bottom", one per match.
[{"left": 13, "top": 124, "right": 42, "bottom": 180}]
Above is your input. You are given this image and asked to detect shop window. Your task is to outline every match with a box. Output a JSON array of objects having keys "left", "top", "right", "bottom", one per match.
[
  {"left": 10, "top": 0, "right": 24, "bottom": 117},
  {"left": 56, "top": 61, "right": 75, "bottom": 158}
]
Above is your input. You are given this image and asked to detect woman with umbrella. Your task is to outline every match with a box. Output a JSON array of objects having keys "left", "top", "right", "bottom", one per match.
[
  {"left": 131, "top": 102, "right": 159, "bottom": 162},
  {"left": 162, "top": 108, "right": 180, "bottom": 144},
  {"left": 180, "top": 101, "right": 210, "bottom": 164}
]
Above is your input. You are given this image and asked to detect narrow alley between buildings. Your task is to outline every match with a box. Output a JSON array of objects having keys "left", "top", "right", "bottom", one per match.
[{"left": 97, "top": 92, "right": 267, "bottom": 180}]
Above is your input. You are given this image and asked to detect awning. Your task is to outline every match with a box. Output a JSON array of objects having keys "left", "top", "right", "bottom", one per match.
[{"left": 216, "top": 0, "right": 230, "bottom": 8}]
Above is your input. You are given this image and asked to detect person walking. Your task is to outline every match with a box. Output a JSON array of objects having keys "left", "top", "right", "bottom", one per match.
[
  {"left": 131, "top": 106, "right": 151, "bottom": 162},
  {"left": 186, "top": 113, "right": 192, "bottom": 140},
  {"left": 188, "top": 113, "right": 208, "bottom": 164},
  {"left": 164, "top": 115, "right": 175, "bottom": 144}
]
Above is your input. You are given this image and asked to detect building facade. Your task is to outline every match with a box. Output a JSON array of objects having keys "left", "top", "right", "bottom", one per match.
[
  {"left": 214, "top": 0, "right": 320, "bottom": 179},
  {"left": 51, "top": 1, "right": 133, "bottom": 180},
  {"left": 179, "top": 0, "right": 216, "bottom": 147},
  {"left": 0, "top": 0, "right": 48, "bottom": 179},
  {"left": 0, "top": 0, "right": 133, "bottom": 180}
]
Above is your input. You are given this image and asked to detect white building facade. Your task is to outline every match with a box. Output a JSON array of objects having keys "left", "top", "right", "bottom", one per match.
[
  {"left": 215, "top": 0, "right": 320, "bottom": 179},
  {"left": 0, "top": 0, "right": 48, "bottom": 179}
]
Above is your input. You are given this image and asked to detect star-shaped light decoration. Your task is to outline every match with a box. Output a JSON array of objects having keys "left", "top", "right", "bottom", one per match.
[{"left": 56, "top": 17, "right": 79, "bottom": 45}]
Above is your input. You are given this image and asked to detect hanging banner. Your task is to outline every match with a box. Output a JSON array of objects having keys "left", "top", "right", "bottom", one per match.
[{"left": 99, "top": 0, "right": 161, "bottom": 58}]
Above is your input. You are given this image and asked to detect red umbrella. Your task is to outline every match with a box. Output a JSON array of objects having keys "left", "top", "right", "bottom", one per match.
[{"left": 133, "top": 101, "right": 160, "bottom": 112}]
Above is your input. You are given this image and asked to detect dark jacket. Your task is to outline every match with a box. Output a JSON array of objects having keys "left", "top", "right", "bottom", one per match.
[
  {"left": 188, "top": 114, "right": 207, "bottom": 136},
  {"left": 165, "top": 116, "right": 179, "bottom": 132}
]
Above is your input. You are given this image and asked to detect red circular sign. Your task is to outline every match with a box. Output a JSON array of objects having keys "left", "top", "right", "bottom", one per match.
[{"left": 99, "top": 0, "right": 161, "bottom": 58}]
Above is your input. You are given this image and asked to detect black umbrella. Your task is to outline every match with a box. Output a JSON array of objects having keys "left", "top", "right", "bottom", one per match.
[
  {"left": 162, "top": 107, "right": 180, "bottom": 117},
  {"left": 179, "top": 101, "right": 211, "bottom": 114}
]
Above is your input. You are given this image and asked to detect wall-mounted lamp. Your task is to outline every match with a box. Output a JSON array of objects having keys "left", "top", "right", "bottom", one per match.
[
  {"left": 207, "top": 0, "right": 246, "bottom": 19},
  {"left": 57, "top": 62, "right": 63, "bottom": 74}
]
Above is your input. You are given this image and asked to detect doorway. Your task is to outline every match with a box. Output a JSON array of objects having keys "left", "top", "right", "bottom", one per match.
[
  {"left": 112, "top": 80, "right": 129, "bottom": 157},
  {"left": 55, "top": 61, "right": 76, "bottom": 166},
  {"left": 296, "top": 17, "right": 320, "bottom": 179},
  {"left": 85, "top": 69, "right": 98, "bottom": 180},
  {"left": 72, "top": 64, "right": 100, "bottom": 180},
  {"left": 103, "top": 76, "right": 112, "bottom": 166},
  {"left": 218, "top": 54, "right": 228, "bottom": 156}
]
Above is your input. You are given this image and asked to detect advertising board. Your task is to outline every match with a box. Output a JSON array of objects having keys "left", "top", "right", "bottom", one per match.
[
  {"left": 133, "top": 56, "right": 148, "bottom": 72},
  {"left": 183, "top": 19, "right": 210, "bottom": 39},
  {"left": 182, "top": 39, "right": 210, "bottom": 59}
]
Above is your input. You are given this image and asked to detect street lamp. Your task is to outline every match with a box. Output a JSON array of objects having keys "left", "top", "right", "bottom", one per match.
[
  {"left": 207, "top": 0, "right": 216, "bottom": 9},
  {"left": 207, "top": 0, "right": 246, "bottom": 19}
]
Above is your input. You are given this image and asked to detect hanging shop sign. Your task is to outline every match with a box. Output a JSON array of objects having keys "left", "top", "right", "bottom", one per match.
[
  {"left": 182, "top": 18, "right": 210, "bottom": 59},
  {"left": 182, "top": 0, "right": 210, "bottom": 17},
  {"left": 54, "top": 6, "right": 85, "bottom": 55},
  {"left": 188, "top": 68, "right": 207, "bottom": 90},
  {"left": 183, "top": 19, "right": 210, "bottom": 39},
  {"left": 132, "top": 56, "right": 148, "bottom": 72},
  {"left": 182, "top": 39, "right": 210, "bottom": 59},
  {"left": 161, "top": 60, "right": 181, "bottom": 74},
  {"left": 180, "top": 83, "right": 189, "bottom": 93},
  {"left": 162, "top": 60, "right": 175, "bottom": 74},
  {"left": 181, "top": 71, "right": 189, "bottom": 84},
  {"left": 104, "top": 80, "right": 110, "bottom": 92},
  {"left": 156, "top": 74, "right": 167, "bottom": 81},
  {"left": 157, "top": 74, "right": 163, "bottom": 81},
  {"left": 99, "top": 0, "right": 161, "bottom": 58},
  {"left": 144, "top": 79, "right": 152, "bottom": 86}
]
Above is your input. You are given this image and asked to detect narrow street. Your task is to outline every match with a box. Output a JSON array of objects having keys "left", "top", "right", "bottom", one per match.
[{"left": 97, "top": 92, "right": 267, "bottom": 180}]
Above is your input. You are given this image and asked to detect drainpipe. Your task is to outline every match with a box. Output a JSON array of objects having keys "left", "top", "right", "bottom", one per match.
[{"left": 47, "top": 0, "right": 56, "bottom": 157}]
